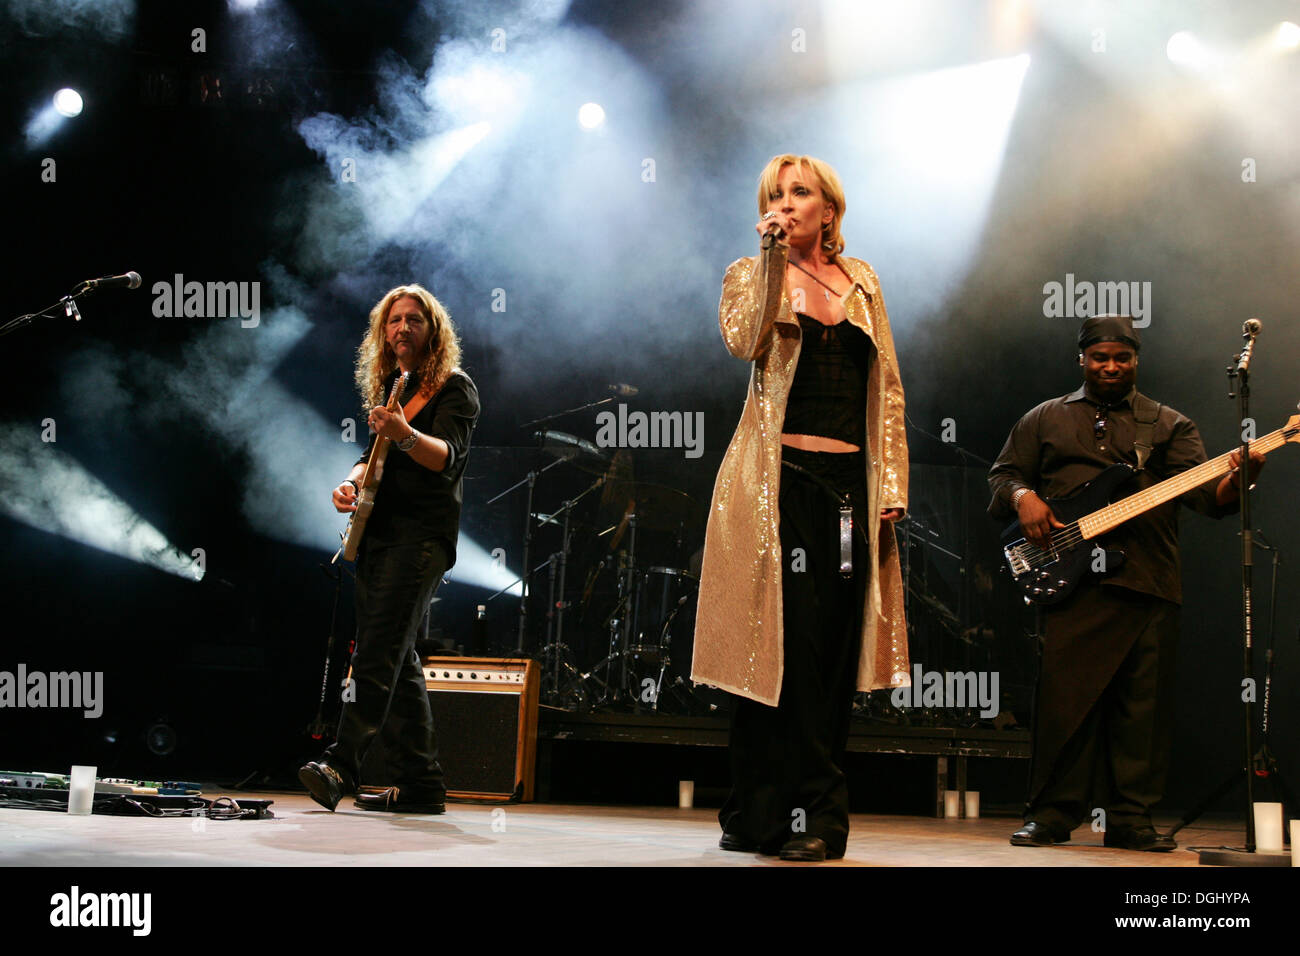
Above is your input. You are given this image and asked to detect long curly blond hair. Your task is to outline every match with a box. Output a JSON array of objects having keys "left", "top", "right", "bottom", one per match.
[{"left": 354, "top": 284, "right": 462, "bottom": 409}]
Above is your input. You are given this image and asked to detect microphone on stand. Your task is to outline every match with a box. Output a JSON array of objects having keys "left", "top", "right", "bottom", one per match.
[
  {"left": 1237, "top": 318, "right": 1262, "bottom": 374},
  {"left": 74, "top": 271, "right": 142, "bottom": 295},
  {"left": 607, "top": 383, "right": 639, "bottom": 396}
]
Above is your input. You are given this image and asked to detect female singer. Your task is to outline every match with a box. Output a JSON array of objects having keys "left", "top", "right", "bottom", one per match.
[{"left": 691, "top": 155, "right": 910, "bottom": 861}]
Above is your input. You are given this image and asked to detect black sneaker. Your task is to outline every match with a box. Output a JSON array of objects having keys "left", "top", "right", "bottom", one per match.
[{"left": 298, "top": 761, "right": 353, "bottom": 812}]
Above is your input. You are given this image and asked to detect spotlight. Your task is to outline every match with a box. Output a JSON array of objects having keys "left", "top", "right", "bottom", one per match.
[
  {"left": 1276, "top": 21, "right": 1300, "bottom": 52},
  {"left": 577, "top": 102, "right": 605, "bottom": 130},
  {"left": 53, "top": 88, "right": 83, "bottom": 118},
  {"left": 1166, "top": 31, "right": 1209, "bottom": 69}
]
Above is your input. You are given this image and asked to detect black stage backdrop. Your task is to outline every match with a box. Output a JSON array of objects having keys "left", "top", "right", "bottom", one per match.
[{"left": 2, "top": 0, "right": 1297, "bottom": 818}]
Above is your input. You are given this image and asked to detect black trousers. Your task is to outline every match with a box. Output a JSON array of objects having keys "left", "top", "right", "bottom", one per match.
[
  {"left": 324, "top": 537, "right": 449, "bottom": 796},
  {"left": 1028, "top": 584, "right": 1179, "bottom": 833},
  {"left": 720, "top": 447, "right": 868, "bottom": 855}
]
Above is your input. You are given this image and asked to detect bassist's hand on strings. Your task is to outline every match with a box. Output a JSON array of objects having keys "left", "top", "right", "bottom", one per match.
[{"left": 1016, "top": 491, "right": 1065, "bottom": 551}]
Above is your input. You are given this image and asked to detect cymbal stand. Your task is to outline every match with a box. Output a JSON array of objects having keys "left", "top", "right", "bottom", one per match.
[
  {"left": 486, "top": 454, "right": 567, "bottom": 655},
  {"left": 581, "top": 511, "right": 642, "bottom": 709},
  {"left": 534, "top": 477, "right": 607, "bottom": 706}
]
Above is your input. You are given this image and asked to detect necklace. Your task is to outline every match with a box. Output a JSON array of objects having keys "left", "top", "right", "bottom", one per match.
[{"left": 788, "top": 258, "right": 844, "bottom": 301}]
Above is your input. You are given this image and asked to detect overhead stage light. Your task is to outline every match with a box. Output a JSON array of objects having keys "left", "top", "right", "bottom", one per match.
[
  {"left": 53, "top": 88, "right": 83, "bottom": 118},
  {"left": 578, "top": 102, "right": 605, "bottom": 130},
  {"left": 1167, "top": 31, "right": 1211, "bottom": 69},
  {"left": 1276, "top": 22, "right": 1300, "bottom": 52}
]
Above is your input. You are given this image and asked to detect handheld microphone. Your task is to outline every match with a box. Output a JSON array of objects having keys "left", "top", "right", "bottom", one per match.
[{"left": 760, "top": 221, "right": 785, "bottom": 251}]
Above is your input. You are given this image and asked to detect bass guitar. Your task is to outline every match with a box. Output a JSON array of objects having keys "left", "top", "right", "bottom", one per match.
[{"left": 1003, "top": 412, "right": 1298, "bottom": 605}]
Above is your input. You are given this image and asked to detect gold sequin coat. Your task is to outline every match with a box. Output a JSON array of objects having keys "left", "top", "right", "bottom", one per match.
[{"left": 691, "top": 244, "right": 910, "bottom": 706}]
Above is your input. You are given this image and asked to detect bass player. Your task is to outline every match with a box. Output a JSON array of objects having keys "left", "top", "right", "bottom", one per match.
[{"left": 988, "top": 314, "right": 1264, "bottom": 851}]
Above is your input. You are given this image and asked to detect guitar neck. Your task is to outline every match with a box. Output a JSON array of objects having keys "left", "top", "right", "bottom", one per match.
[
  {"left": 358, "top": 434, "right": 392, "bottom": 488},
  {"left": 357, "top": 374, "right": 406, "bottom": 489},
  {"left": 1079, "top": 427, "right": 1290, "bottom": 539}
]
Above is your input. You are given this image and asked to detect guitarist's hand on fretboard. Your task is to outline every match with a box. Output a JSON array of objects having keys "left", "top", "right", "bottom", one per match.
[{"left": 1016, "top": 490, "right": 1066, "bottom": 551}]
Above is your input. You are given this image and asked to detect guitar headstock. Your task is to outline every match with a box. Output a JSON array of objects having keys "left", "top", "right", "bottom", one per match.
[
  {"left": 1286, "top": 409, "right": 1300, "bottom": 444},
  {"left": 387, "top": 370, "right": 410, "bottom": 407}
]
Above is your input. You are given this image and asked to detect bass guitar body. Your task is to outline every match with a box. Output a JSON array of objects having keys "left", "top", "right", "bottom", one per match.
[{"left": 1001, "top": 463, "right": 1133, "bottom": 605}]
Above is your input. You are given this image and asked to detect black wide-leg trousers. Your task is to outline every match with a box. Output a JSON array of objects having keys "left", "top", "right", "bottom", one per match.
[
  {"left": 324, "top": 537, "right": 449, "bottom": 796},
  {"left": 720, "top": 447, "right": 868, "bottom": 855}
]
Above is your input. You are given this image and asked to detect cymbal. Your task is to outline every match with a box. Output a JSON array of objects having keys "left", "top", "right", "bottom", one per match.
[
  {"left": 534, "top": 430, "right": 610, "bottom": 474},
  {"left": 599, "top": 480, "right": 703, "bottom": 533}
]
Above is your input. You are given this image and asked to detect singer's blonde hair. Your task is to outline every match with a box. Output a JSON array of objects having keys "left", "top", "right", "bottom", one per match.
[{"left": 756, "top": 154, "right": 847, "bottom": 258}]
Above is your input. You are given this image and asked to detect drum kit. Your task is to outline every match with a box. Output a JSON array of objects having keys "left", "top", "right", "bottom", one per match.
[{"left": 486, "top": 418, "right": 713, "bottom": 715}]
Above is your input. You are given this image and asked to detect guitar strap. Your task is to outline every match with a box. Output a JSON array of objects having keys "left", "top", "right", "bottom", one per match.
[
  {"left": 1131, "top": 394, "right": 1161, "bottom": 472},
  {"left": 401, "top": 388, "right": 431, "bottom": 423}
]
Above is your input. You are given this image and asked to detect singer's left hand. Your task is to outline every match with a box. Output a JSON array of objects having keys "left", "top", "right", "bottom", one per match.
[{"left": 880, "top": 508, "right": 904, "bottom": 522}]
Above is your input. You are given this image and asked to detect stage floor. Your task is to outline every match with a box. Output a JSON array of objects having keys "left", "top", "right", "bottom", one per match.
[{"left": 0, "top": 794, "right": 1243, "bottom": 866}]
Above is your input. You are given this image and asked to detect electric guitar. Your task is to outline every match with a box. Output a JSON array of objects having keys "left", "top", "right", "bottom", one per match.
[
  {"left": 336, "top": 372, "right": 409, "bottom": 563},
  {"left": 1002, "top": 412, "right": 1299, "bottom": 605}
]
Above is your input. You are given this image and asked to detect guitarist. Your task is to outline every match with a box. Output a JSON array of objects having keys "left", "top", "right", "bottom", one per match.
[
  {"left": 300, "top": 285, "right": 480, "bottom": 814},
  {"left": 988, "top": 315, "right": 1264, "bottom": 851}
]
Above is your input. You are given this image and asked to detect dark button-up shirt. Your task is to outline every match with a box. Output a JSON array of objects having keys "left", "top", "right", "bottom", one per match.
[
  {"left": 988, "top": 385, "right": 1232, "bottom": 604},
  {"left": 357, "top": 369, "right": 480, "bottom": 562}
]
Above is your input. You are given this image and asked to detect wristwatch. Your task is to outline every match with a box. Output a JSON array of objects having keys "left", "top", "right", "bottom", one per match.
[
  {"left": 1011, "top": 487, "right": 1033, "bottom": 509},
  {"left": 395, "top": 429, "right": 419, "bottom": 452}
]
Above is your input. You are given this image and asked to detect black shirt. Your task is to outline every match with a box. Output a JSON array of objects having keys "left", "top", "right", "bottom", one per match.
[
  {"left": 781, "top": 313, "right": 873, "bottom": 446},
  {"left": 988, "top": 385, "right": 1232, "bottom": 604},
  {"left": 356, "top": 369, "right": 480, "bottom": 563}
]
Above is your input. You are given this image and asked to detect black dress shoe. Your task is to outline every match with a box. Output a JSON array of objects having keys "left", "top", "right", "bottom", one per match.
[
  {"left": 778, "top": 836, "right": 843, "bottom": 862},
  {"left": 718, "top": 832, "right": 758, "bottom": 852},
  {"left": 298, "top": 761, "right": 354, "bottom": 812},
  {"left": 1009, "top": 821, "right": 1071, "bottom": 846},
  {"left": 353, "top": 786, "right": 446, "bottom": 814},
  {"left": 1104, "top": 826, "right": 1176, "bottom": 852}
]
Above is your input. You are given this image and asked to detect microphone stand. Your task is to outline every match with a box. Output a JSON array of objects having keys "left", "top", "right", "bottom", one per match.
[
  {"left": 1183, "top": 325, "right": 1288, "bottom": 865},
  {"left": 1, "top": 289, "right": 86, "bottom": 339}
]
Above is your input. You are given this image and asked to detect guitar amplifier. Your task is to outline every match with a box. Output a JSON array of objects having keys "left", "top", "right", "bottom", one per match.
[{"left": 360, "top": 657, "right": 539, "bottom": 802}]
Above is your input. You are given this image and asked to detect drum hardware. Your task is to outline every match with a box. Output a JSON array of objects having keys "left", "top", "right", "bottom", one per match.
[{"left": 485, "top": 393, "right": 709, "bottom": 714}]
